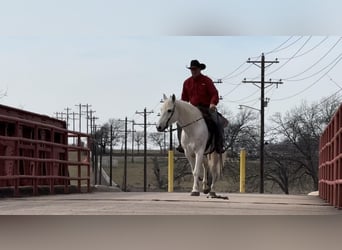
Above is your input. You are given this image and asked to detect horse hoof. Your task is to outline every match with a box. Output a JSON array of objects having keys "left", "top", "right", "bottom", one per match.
[
  {"left": 203, "top": 187, "right": 211, "bottom": 194},
  {"left": 190, "top": 191, "right": 200, "bottom": 196}
]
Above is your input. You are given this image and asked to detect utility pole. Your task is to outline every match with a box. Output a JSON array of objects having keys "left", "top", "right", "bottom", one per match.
[
  {"left": 109, "top": 124, "right": 113, "bottom": 187},
  {"left": 71, "top": 111, "right": 79, "bottom": 144},
  {"left": 136, "top": 108, "right": 154, "bottom": 192},
  {"left": 75, "top": 103, "right": 91, "bottom": 133},
  {"left": 131, "top": 121, "right": 136, "bottom": 163},
  {"left": 76, "top": 104, "right": 82, "bottom": 133},
  {"left": 243, "top": 53, "right": 283, "bottom": 193},
  {"left": 64, "top": 107, "right": 72, "bottom": 130},
  {"left": 82, "top": 104, "right": 92, "bottom": 134},
  {"left": 71, "top": 112, "right": 79, "bottom": 132},
  {"left": 119, "top": 118, "right": 135, "bottom": 163},
  {"left": 117, "top": 118, "right": 135, "bottom": 190},
  {"left": 54, "top": 111, "right": 67, "bottom": 121},
  {"left": 88, "top": 110, "right": 96, "bottom": 135},
  {"left": 91, "top": 116, "right": 99, "bottom": 184}
]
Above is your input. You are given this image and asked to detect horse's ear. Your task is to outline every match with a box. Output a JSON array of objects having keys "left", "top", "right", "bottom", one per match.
[
  {"left": 163, "top": 94, "right": 168, "bottom": 101},
  {"left": 171, "top": 94, "right": 176, "bottom": 103}
]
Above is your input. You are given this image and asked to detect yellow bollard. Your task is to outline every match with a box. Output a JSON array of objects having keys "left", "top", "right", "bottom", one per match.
[
  {"left": 240, "top": 149, "right": 246, "bottom": 193},
  {"left": 168, "top": 150, "right": 174, "bottom": 192}
]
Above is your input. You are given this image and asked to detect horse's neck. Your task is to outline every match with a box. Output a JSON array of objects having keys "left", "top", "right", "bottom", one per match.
[{"left": 176, "top": 100, "right": 202, "bottom": 128}]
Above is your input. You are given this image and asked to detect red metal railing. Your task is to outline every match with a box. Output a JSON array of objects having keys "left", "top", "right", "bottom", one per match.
[
  {"left": 0, "top": 113, "right": 91, "bottom": 196},
  {"left": 319, "top": 104, "right": 342, "bottom": 209}
]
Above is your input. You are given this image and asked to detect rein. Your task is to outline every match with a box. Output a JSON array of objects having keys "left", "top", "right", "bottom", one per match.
[
  {"left": 179, "top": 117, "right": 204, "bottom": 129},
  {"left": 169, "top": 102, "right": 203, "bottom": 129}
]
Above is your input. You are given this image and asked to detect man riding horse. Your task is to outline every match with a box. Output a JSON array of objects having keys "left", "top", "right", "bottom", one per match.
[{"left": 177, "top": 59, "right": 226, "bottom": 154}]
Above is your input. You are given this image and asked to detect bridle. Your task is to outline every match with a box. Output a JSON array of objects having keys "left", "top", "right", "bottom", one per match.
[
  {"left": 164, "top": 102, "right": 203, "bottom": 129},
  {"left": 164, "top": 102, "right": 176, "bottom": 129}
]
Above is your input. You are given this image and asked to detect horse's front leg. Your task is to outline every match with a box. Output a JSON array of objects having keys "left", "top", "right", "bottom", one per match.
[
  {"left": 190, "top": 152, "right": 204, "bottom": 196},
  {"left": 184, "top": 152, "right": 197, "bottom": 195}
]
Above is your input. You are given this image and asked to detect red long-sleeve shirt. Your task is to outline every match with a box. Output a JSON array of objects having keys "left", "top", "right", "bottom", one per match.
[{"left": 181, "top": 74, "right": 219, "bottom": 107}]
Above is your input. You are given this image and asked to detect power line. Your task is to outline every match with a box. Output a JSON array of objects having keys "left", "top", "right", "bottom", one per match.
[
  {"left": 284, "top": 37, "right": 342, "bottom": 81},
  {"left": 264, "top": 36, "right": 295, "bottom": 55},
  {"left": 221, "top": 63, "right": 254, "bottom": 80},
  {"left": 266, "top": 36, "right": 312, "bottom": 76},
  {"left": 224, "top": 88, "right": 260, "bottom": 103},
  {"left": 219, "top": 37, "right": 301, "bottom": 93},
  {"left": 285, "top": 53, "right": 342, "bottom": 82},
  {"left": 277, "top": 36, "right": 329, "bottom": 60},
  {"left": 272, "top": 55, "right": 342, "bottom": 102},
  {"left": 327, "top": 74, "right": 342, "bottom": 90},
  {"left": 250, "top": 38, "right": 313, "bottom": 80}
]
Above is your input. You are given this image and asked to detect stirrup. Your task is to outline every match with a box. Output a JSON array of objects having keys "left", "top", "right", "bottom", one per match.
[
  {"left": 215, "top": 144, "right": 225, "bottom": 154},
  {"left": 176, "top": 145, "right": 184, "bottom": 153}
]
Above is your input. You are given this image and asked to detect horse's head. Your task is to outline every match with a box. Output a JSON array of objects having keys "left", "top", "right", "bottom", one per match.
[{"left": 156, "top": 94, "right": 177, "bottom": 132}]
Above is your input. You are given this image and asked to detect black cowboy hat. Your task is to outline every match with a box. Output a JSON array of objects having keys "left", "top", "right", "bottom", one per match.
[{"left": 187, "top": 60, "right": 206, "bottom": 70}]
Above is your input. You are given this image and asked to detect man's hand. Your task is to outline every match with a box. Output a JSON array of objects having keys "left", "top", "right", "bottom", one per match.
[{"left": 209, "top": 104, "right": 217, "bottom": 111}]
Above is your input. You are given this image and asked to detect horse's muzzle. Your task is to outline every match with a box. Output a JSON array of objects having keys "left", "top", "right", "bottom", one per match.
[{"left": 156, "top": 125, "right": 166, "bottom": 132}]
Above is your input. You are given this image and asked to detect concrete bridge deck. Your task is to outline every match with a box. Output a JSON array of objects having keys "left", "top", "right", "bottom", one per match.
[{"left": 0, "top": 189, "right": 341, "bottom": 215}]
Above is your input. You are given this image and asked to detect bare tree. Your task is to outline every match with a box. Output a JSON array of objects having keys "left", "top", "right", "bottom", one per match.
[
  {"left": 224, "top": 108, "right": 259, "bottom": 157},
  {"left": 269, "top": 96, "right": 340, "bottom": 191},
  {"left": 99, "top": 119, "right": 125, "bottom": 151},
  {"left": 94, "top": 126, "right": 107, "bottom": 154},
  {"left": 221, "top": 109, "right": 259, "bottom": 187},
  {"left": 150, "top": 156, "right": 167, "bottom": 190},
  {"left": 148, "top": 132, "right": 165, "bottom": 153},
  {"left": 265, "top": 142, "right": 308, "bottom": 194},
  {"left": 174, "top": 157, "right": 192, "bottom": 183},
  {"left": 134, "top": 131, "right": 144, "bottom": 153}
]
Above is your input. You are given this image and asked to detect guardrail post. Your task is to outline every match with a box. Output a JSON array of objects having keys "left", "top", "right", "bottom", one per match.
[
  {"left": 240, "top": 148, "right": 246, "bottom": 193},
  {"left": 168, "top": 124, "right": 174, "bottom": 192},
  {"left": 168, "top": 150, "right": 174, "bottom": 192}
]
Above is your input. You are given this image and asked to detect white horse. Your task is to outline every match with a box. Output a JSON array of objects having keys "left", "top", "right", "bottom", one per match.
[{"left": 156, "top": 94, "right": 226, "bottom": 198}]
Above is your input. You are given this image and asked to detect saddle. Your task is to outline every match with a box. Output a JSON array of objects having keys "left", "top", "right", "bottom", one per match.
[{"left": 196, "top": 106, "right": 228, "bottom": 154}]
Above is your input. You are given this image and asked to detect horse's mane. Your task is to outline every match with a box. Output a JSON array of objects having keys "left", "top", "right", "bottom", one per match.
[{"left": 175, "top": 99, "right": 202, "bottom": 117}]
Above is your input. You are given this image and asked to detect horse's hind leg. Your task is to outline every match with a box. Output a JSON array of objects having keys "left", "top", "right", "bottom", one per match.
[
  {"left": 208, "top": 173, "right": 218, "bottom": 198},
  {"left": 208, "top": 153, "right": 220, "bottom": 198},
  {"left": 203, "top": 169, "right": 212, "bottom": 194},
  {"left": 202, "top": 157, "right": 211, "bottom": 194}
]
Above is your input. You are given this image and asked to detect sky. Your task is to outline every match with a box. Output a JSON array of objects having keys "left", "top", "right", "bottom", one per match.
[{"left": 1, "top": 0, "right": 342, "bottom": 134}]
